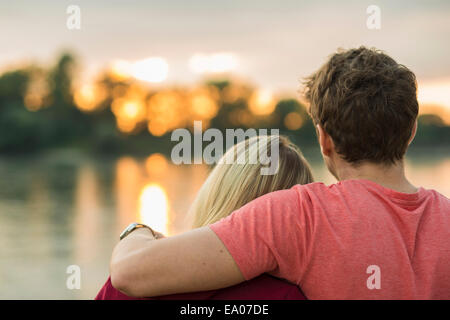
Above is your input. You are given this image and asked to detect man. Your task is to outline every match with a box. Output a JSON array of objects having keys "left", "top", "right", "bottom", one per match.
[{"left": 110, "top": 47, "right": 450, "bottom": 299}]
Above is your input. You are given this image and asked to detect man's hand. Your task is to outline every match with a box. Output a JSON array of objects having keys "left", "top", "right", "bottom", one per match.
[{"left": 110, "top": 226, "right": 245, "bottom": 297}]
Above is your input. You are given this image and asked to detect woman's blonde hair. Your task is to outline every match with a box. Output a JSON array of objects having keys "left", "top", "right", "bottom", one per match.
[{"left": 190, "top": 135, "right": 314, "bottom": 228}]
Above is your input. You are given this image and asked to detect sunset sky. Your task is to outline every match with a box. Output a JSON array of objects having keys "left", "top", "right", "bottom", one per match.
[{"left": 1, "top": 0, "right": 450, "bottom": 110}]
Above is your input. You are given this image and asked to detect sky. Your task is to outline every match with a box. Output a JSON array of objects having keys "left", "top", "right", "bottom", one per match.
[{"left": 1, "top": 0, "right": 450, "bottom": 107}]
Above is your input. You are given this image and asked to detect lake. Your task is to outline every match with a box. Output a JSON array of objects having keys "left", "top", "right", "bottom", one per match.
[{"left": 0, "top": 149, "right": 449, "bottom": 299}]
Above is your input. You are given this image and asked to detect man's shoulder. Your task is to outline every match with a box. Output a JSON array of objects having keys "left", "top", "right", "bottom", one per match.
[
  {"left": 291, "top": 181, "right": 343, "bottom": 197},
  {"left": 426, "top": 188, "right": 450, "bottom": 201},
  {"left": 425, "top": 188, "right": 450, "bottom": 208},
  {"left": 286, "top": 182, "right": 346, "bottom": 216},
  {"left": 293, "top": 180, "right": 450, "bottom": 216},
  {"left": 266, "top": 182, "right": 335, "bottom": 207}
]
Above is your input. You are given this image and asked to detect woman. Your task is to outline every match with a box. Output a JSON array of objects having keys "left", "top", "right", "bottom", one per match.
[{"left": 96, "top": 135, "right": 313, "bottom": 300}]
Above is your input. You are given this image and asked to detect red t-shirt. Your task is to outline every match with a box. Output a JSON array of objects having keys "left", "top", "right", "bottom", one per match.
[
  {"left": 95, "top": 275, "right": 306, "bottom": 300},
  {"left": 210, "top": 179, "right": 450, "bottom": 299}
]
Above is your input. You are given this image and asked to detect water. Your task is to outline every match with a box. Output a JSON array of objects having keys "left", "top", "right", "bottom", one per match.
[{"left": 0, "top": 150, "right": 449, "bottom": 299}]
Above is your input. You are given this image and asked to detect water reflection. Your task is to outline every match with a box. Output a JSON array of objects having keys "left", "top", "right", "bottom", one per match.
[
  {"left": 0, "top": 152, "right": 449, "bottom": 299},
  {"left": 73, "top": 164, "right": 105, "bottom": 298},
  {"left": 74, "top": 165, "right": 101, "bottom": 265},
  {"left": 115, "top": 157, "right": 142, "bottom": 235},
  {"left": 145, "top": 153, "right": 169, "bottom": 176}
]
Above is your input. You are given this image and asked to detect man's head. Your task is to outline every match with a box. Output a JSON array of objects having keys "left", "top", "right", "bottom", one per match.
[{"left": 303, "top": 47, "right": 418, "bottom": 177}]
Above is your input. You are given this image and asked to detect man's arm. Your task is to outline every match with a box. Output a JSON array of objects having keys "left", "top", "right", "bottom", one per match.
[
  {"left": 111, "top": 187, "right": 305, "bottom": 298},
  {"left": 110, "top": 226, "right": 245, "bottom": 297}
]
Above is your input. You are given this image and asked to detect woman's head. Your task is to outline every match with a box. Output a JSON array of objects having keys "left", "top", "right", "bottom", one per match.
[{"left": 190, "top": 135, "right": 314, "bottom": 228}]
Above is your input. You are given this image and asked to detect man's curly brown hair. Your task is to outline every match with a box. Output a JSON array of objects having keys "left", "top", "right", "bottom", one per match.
[{"left": 303, "top": 46, "right": 418, "bottom": 164}]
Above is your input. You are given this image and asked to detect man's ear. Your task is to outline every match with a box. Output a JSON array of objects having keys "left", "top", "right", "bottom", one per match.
[
  {"left": 408, "top": 120, "right": 418, "bottom": 146},
  {"left": 317, "top": 124, "right": 333, "bottom": 157}
]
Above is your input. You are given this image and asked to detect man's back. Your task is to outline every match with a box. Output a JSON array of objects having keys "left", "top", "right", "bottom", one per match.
[
  {"left": 298, "top": 180, "right": 450, "bottom": 299},
  {"left": 210, "top": 179, "right": 450, "bottom": 299}
]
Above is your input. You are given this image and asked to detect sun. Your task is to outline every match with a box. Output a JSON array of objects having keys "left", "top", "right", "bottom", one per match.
[{"left": 131, "top": 57, "right": 169, "bottom": 83}]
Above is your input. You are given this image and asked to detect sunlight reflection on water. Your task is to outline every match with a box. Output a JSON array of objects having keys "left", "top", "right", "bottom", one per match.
[{"left": 139, "top": 184, "right": 170, "bottom": 236}]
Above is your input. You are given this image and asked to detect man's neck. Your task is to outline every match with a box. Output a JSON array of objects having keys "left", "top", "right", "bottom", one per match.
[{"left": 335, "top": 159, "right": 418, "bottom": 194}]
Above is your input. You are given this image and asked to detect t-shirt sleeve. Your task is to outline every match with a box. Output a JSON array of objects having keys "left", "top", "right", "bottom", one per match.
[{"left": 209, "top": 185, "right": 310, "bottom": 285}]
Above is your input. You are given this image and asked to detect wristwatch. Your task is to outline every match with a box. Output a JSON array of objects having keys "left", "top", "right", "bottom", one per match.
[{"left": 119, "top": 222, "right": 156, "bottom": 240}]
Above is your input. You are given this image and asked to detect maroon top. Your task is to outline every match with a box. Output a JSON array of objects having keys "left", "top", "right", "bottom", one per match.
[{"left": 95, "top": 275, "right": 306, "bottom": 300}]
